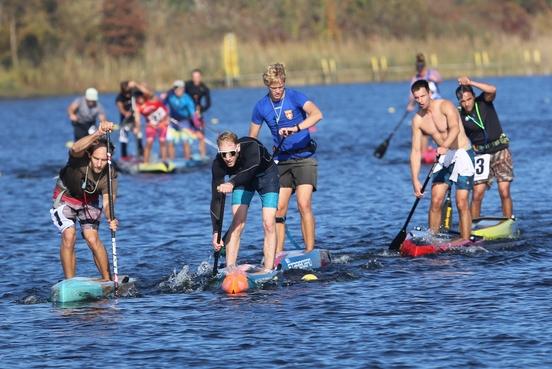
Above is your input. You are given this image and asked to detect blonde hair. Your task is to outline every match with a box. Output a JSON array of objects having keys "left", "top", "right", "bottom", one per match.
[
  {"left": 262, "top": 63, "right": 286, "bottom": 86},
  {"left": 217, "top": 131, "right": 239, "bottom": 146}
]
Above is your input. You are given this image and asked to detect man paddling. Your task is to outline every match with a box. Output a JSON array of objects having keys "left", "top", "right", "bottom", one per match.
[
  {"left": 116, "top": 80, "right": 144, "bottom": 159},
  {"left": 211, "top": 131, "right": 279, "bottom": 271},
  {"left": 410, "top": 79, "right": 475, "bottom": 240},
  {"left": 50, "top": 121, "right": 118, "bottom": 281},
  {"left": 456, "top": 77, "right": 514, "bottom": 218},
  {"left": 67, "top": 87, "right": 107, "bottom": 141},
  {"left": 248, "top": 63, "right": 323, "bottom": 253}
]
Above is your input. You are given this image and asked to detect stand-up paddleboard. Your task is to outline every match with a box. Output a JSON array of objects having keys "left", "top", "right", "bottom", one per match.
[
  {"left": 115, "top": 156, "right": 209, "bottom": 174},
  {"left": 214, "top": 264, "right": 280, "bottom": 294},
  {"left": 274, "top": 249, "right": 332, "bottom": 271},
  {"left": 400, "top": 228, "right": 484, "bottom": 257},
  {"left": 51, "top": 275, "right": 135, "bottom": 303},
  {"left": 472, "top": 216, "right": 519, "bottom": 240},
  {"left": 421, "top": 146, "right": 437, "bottom": 164}
]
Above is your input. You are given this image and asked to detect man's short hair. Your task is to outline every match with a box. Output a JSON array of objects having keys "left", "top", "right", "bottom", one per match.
[
  {"left": 88, "top": 137, "right": 115, "bottom": 155},
  {"left": 411, "top": 79, "right": 430, "bottom": 94},
  {"left": 217, "top": 131, "right": 238, "bottom": 146},
  {"left": 455, "top": 85, "right": 475, "bottom": 100},
  {"left": 263, "top": 63, "right": 286, "bottom": 86}
]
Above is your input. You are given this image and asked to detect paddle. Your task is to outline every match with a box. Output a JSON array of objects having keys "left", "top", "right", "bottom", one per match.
[
  {"left": 105, "top": 131, "right": 119, "bottom": 289},
  {"left": 389, "top": 156, "right": 440, "bottom": 251},
  {"left": 212, "top": 193, "right": 226, "bottom": 276},
  {"left": 374, "top": 110, "right": 410, "bottom": 159}
]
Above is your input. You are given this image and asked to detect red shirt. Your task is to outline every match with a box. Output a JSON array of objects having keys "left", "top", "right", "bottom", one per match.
[{"left": 138, "top": 100, "right": 169, "bottom": 126}]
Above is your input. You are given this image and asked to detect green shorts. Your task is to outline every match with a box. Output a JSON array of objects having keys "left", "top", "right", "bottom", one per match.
[{"left": 277, "top": 158, "right": 317, "bottom": 191}]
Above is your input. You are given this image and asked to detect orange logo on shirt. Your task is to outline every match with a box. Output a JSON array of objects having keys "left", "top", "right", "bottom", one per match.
[{"left": 284, "top": 110, "right": 293, "bottom": 120}]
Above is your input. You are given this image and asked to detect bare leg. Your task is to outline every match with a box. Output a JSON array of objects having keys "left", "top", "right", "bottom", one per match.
[
  {"left": 471, "top": 183, "right": 486, "bottom": 218},
  {"left": 276, "top": 187, "right": 293, "bottom": 253},
  {"left": 160, "top": 141, "right": 168, "bottom": 162},
  {"left": 225, "top": 205, "right": 249, "bottom": 267},
  {"left": 168, "top": 142, "right": 175, "bottom": 160},
  {"left": 456, "top": 189, "right": 472, "bottom": 240},
  {"left": 429, "top": 183, "right": 447, "bottom": 233},
  {"left": 295, "top": 184, "right": 315, "bottom": 251},
  {"left": 498, "top": 181, "right": 513, "bottom": 217},
  {"left": 183, "top": 142, "right": 191, "bottom": 160},
  {"left": 144, "top": 141, "right": 153, "bottom": 163},
  {"left": 60, "top": 227, "right": 77, "bottom": 279},
  {"left": 82, "top": 228, "right": 111, "bottom": 281},
  {"left": 261, "top": 207, "right": 277, "bottom": 269}
]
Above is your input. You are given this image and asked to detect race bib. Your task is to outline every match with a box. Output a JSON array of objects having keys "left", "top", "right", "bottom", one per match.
[
  {"left": 474, "top": 154, "right": 491, "bottom": 181},
  {"left": 148, "top": 107, "right": 167, "bottom": 126}
]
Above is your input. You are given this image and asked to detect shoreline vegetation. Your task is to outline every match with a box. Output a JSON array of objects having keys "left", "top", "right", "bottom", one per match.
[{"left": 0, "top": 0, "right": 551, "bottom": 98}]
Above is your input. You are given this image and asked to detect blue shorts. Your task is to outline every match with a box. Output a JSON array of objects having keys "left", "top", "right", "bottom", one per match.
[
  {"left": 232, "top": 164, "right": 279, "bottom": 208},
  {"left": 432, "top": 149, "right": 475, "bottom": 190}
]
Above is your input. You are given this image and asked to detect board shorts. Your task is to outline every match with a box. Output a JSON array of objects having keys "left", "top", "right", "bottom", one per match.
[
  {"left": 50, "top": 201, "right": 102, "bottom": 233},
  {"left": 277, "top": 157, "right": 318, "bottom": 191},
  {"left": 232, "top": 164, "right": 279, "bottom": 208},
  {"left": 475, "top": 148, "right": 514, "bottom": 187},
  {"left": 166, "top": 119, "right": 195, "bottom": 144},
  {"left": 146, "top": 123, "right": 168, "bottom": 143},
  {"left": 432, "top": 149, "right": 475, "bottom": 190}
]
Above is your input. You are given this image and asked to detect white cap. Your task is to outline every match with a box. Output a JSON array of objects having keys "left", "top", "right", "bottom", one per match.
[
  {"left": 85, "top": 87, "right": 98, "bottom": 101},
  {"left": 173, "top": 80, "right": 184, "bottom": 88}
]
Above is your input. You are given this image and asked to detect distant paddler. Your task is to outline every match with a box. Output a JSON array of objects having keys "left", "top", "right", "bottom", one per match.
[
  {"left": 133, "top": 83, "right": 170, "bottom": 163},
  {"left": 211, "top": 131, "right": 279, "bottom": 271},
  {"left": 164, "top": 80, "right": 200, "bottom": 160},
  {"left": 410, "top": 79, "right": 475, "bottom": 241},
  {"left": 248, "top": 63, "right": 323, "bottom": 253},
  {"left": 50, "top": 121, "right": 118, "bottom": 281},
  {"left": 67, "top": 87, "right": 107, "bottom": 141},
  {"left": 186, "top": 69, "right": 211, "bottom": 159},
  {"left": 456, "top": 77, "right": 514, "bottom": 218},
  {"left": 116, "top": 80, "right": 144, "bottom": 159}
]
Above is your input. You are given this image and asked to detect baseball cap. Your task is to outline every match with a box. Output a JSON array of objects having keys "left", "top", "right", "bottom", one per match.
[
  {"left": 85, "top": 87, "right": 98, "bottom": 101},
  {"left": 173, "top": 80, "right": 185, "bottom": 88}
]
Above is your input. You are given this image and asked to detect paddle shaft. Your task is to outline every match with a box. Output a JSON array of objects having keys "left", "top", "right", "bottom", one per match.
[
  {"left": 400, "top": 158, "right": 440, "bottom": 230},
  {"left": 212, "top": 194, "right": 226, "bottom": 276},
  {"left": 387, "top": 109, "right": 410, "bottom": 139},
  {"left": 105, "top": 132, "right": 119, "bottom": 288},
  {"left": 374, "top": 110, "right": 409, "bottom": 158}
]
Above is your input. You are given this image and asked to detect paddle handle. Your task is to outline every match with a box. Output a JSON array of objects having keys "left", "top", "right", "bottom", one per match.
[
  {"left": 105, "top": 132, "right": 119, "bottom": 288},
  {"left": 212, "top": 193, "right": 226, "bottom": 276}
]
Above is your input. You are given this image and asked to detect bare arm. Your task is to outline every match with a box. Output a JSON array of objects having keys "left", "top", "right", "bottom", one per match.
[
  {"left": 70, "top": 121, "right": 114, "bottom": 157},
  {"left": 410, "top": 116, "right": 423, "bottom": 188},
  {"left": 299, "top": 101, "right": 323, "bottom": 130},
  {"left": 458, "top": 76, "right": 496, "bottom": 102},
  {"left": 248, "top": 123, "right": 261, "bottom": 138},
  {"left": 68, "top": 101, "right": 78, "bottom": 121}
]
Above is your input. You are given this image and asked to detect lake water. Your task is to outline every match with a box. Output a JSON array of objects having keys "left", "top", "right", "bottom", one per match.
[{"left": 1, "top": 76, "right": 552, "bottom": 368}]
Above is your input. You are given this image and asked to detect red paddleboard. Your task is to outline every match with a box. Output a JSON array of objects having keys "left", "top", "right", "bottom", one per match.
[{"left": 400, "top": 228, "right": 484, "bottom": 257}]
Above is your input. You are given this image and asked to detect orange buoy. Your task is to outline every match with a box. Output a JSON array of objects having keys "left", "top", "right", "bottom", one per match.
[{"left": 221, "top": 270, "right": 250, "bottom": 294}]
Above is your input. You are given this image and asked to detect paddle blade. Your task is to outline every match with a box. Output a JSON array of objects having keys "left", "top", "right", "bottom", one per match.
[
  {"left": 373, "top": 139, "right": 389, "bottom": 158},
  {"left": 389, "top": 228, "right": 407, "bottom": 251}
]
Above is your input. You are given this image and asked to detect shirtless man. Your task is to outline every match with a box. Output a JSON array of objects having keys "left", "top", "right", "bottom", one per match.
[{"left": 410, "top": 79, "right": 475, "bottom": 240}]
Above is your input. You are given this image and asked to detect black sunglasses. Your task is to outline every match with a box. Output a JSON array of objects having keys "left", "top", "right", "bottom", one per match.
[{"left": 219, "top": 150, "right": 237, "bottom": 158}]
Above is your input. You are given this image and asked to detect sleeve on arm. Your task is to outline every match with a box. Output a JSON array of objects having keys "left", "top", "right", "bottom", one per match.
[
  {"left": 251, "top": 103, "right": 264, "bottom": 126},
  {"left": 202, "top": 85, "right": 211, "bottom": 112},
  {"left": 210, "top": 160, "right": 226, "bottom": 232}
]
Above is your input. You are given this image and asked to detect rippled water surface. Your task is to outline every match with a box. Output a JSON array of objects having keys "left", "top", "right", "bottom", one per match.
[{"left": 1, "top": 76, "right": 552, "bottom": 368}]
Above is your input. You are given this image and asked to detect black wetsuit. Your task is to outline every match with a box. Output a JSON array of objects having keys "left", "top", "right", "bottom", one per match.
[
  {"left": 210, "top": 137, "right": 278, "bottom": 231},
  {"left": 185, "top": 81, "right": 211, "bottom": 113},
  {"left": 459, "top": 93, "right": 508, "bottom": 154}
]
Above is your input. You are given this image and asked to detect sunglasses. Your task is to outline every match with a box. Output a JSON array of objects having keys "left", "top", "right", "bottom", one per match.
[{"left": 219, "top": 150, "right": 237, "bottom": 158}]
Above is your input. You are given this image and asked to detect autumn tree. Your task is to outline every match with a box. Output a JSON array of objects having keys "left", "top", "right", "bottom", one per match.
[{"left": 101, "top": 0, "right": 146, "bottom": 58}]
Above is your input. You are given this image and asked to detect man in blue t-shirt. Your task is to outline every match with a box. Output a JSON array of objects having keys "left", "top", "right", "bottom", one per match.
[{"left": 248, "top": 63, "right": 323, "bottom": 253}]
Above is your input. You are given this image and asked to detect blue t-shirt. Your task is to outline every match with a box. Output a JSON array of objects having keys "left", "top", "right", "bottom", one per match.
[
  {"left": 251, "top": 88, "right": 313, "bottom": 161},
  {"left": 167, "top": 92, "right": 196, "bottom": 121}
]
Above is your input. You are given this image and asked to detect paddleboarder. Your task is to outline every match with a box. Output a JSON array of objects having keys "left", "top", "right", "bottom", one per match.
[
  {"left": 248, "top": 63, "right": 323, "bottom": 253},
  {"left": 116, "top": 80, "right": 144, "bottom": 159},
  {"left": 211, "top": 131, "right": 279, "bottom": 271},
  {"left": 456, "top": 77, "right": 514, "bottom": 218},
  {"left": 67, "top": 87, "right": 107, "bottom": 141},
  {"left": 50, "top": 121, "right": 118, "bottom": 281},
  {"left": 410, "top": 79, "right": 475, "bottom": 241}
]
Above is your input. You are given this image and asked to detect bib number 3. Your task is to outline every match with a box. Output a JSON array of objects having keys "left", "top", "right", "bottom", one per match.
[{"left": 474, "top": 154, "right": 491, "bottom": 181}]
